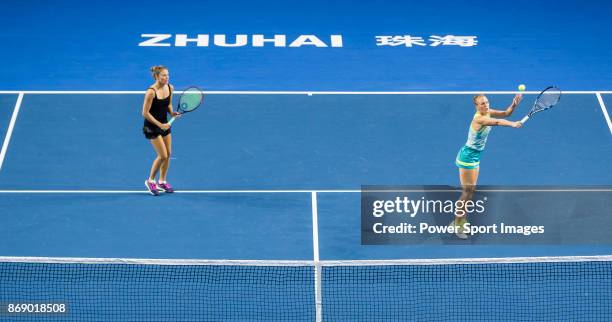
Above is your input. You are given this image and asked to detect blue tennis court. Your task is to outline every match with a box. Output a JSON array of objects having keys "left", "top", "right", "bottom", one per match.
[{"left": 1, "top": 1, "right": 612, "bottom": 321}]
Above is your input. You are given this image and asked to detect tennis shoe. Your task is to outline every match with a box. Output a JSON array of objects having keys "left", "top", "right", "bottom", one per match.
[
  {"left": 157, "top": 182, "right": 174, "bottom": 193},
  {"left": 145, "top": 180, "right": 160, "bottom": 196},
  {"left": 448, "top": 219, "right": 469, "bottom": 240}
]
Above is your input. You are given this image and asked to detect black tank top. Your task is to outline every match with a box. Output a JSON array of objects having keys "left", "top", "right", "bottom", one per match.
[{"left": 144, "top": 84, "right": 172, "bottom": 126}]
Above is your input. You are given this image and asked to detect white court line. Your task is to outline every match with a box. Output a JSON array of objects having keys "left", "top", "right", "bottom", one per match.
[
  {"left": 311, "top": 192, "right": 322, "bottom": 322},
  {"left": 0, "top": 189, "right": 333, "bottom": 194},
  {"left": 0, "top": 93, "right": 24, "bottom": 172},
  {"left": 0, "top": 90, "right": 609, "bottom": 95},
  {"left": 311, "top": 193, "right": 320, "bottom": 262},
  {"left": 596, "top": 92, "right": 612, "bottom": 135},
  {"left": 0, "top": 189, "right": 611, "bottom": 194}
]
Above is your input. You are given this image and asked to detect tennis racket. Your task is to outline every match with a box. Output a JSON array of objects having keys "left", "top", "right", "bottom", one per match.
[
  {"left": 168, "top": 86, "right": 204, "bottom": 125},
  {"left": 519, "top": 86, "right": 561, "bottom": 124}
]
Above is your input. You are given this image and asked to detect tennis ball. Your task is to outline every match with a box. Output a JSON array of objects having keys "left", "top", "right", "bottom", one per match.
[{"left": 518, "top": 84, "right": 526, "bottom": 91}]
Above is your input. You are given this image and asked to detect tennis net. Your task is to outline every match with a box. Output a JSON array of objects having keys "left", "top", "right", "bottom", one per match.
[{"left": 0, "top": 256, "right": 611, "bottom": 321}]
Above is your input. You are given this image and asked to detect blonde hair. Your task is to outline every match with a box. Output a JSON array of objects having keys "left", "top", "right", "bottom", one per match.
[
  {"left": 473, "top": 94, "right": 486, "bottom": 105},
  {"left": 150, "top": 65, "right": 167, "bottom": 80}
]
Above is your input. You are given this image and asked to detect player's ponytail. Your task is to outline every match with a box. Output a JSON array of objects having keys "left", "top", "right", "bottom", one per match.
[
  {"left": 473, "top": 94, "right": 486, "bottom": 105},
  {"left": 150, "top": 65, "right": 167, "bottom": 80}
]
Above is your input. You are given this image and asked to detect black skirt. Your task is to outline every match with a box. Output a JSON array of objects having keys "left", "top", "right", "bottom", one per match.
[{"left": 142, "top": 123, "right": 171, "bottom": 139}]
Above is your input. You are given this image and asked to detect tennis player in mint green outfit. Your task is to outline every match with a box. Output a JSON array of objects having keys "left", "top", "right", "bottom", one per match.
[{"left": 452, "top": 94, "right": 523, "bottom": 238}]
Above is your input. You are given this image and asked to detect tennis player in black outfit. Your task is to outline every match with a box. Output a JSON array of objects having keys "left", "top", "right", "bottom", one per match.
[{"left": 142, "top": 65, "right": 180, "bottom": 195}]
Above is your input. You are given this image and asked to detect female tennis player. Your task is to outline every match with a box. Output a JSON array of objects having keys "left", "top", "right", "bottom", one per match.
[
  {"left": 451, "top": 94, "right": 523, "bottom": 238},
  {"left": 142, "top": 65, "right": 180, "bottom": 196}
]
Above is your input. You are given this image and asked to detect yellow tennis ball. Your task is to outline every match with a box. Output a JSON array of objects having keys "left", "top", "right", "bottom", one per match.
[{"left": 518, "top": 84, "right": 526, "bottom": 91}]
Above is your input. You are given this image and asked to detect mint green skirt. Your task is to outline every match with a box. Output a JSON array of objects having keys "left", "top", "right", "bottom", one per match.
[{"left": 455, "top": 145, "right": 482, "bottom": 169}]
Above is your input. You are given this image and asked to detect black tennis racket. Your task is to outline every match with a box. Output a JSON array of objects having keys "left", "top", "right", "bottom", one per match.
[
  {"left": 520, "top": 86, "right": 561, "bottom": 124},
  {"left": 168, "top": 87, "right": 204, "bottom": 125}
]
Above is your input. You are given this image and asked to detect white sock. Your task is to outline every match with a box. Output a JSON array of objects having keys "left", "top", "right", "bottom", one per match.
[{"left": 159, "top": 180, "right": 166, "bottom": 184}]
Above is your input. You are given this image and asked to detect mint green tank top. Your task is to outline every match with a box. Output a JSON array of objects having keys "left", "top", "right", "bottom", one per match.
[{"left": 465, "top": 114, "right": 491, "bottom": 151}]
